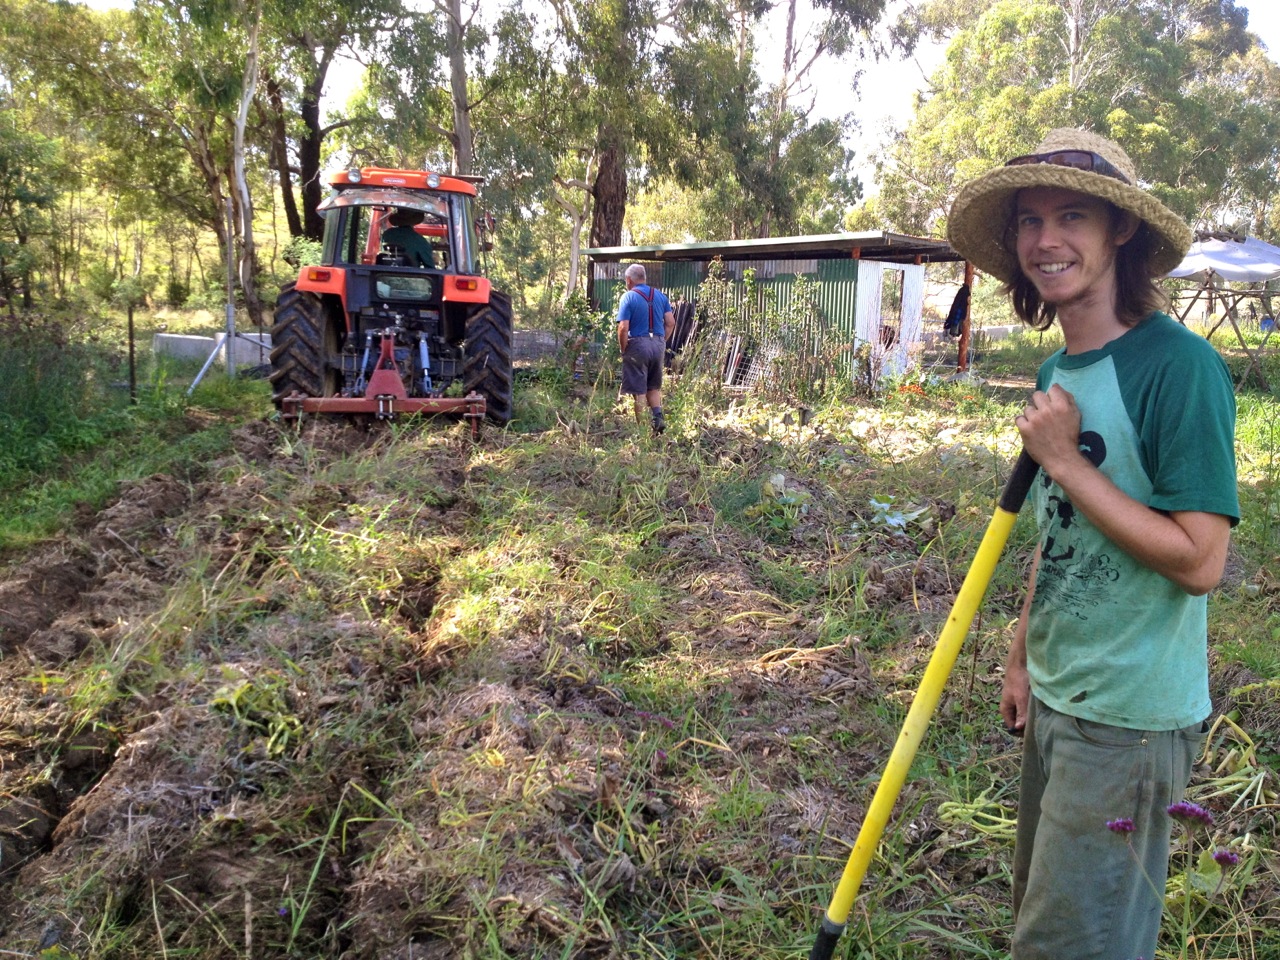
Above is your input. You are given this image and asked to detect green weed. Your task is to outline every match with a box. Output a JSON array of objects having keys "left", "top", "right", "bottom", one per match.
[{"left": 210, "top": 669, "right": 305, "bottom": 757}]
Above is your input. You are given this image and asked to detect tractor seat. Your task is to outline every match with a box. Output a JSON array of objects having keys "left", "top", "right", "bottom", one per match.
[{"left": 377, "top": 245, "right": 411, "bottom": 267}]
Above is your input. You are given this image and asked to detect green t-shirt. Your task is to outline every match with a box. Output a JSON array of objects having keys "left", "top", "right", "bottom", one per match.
[
  {"left": 382, "top": 226, "right": 435, "bottom": 268},
  {"left": 1028, "top": 312, "right": 1239, "bottom": 731}
]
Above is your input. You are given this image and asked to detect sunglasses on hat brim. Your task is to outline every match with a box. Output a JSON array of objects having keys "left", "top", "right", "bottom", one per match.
[{"left": 1004, "top": 149, "right": 1131, "bottom": 186}]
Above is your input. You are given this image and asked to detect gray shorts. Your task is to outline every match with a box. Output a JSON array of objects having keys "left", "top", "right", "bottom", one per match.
[
  {"left": 621, "top": 336, "right": 665, "bottom": 395},
  {"left": 1011, "top": 697, "right": 1206, "bottom": 960}
]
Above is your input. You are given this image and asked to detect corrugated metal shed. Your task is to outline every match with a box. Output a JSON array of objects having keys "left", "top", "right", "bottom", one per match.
[
  {"left": 584, "top": 232, "right": 962, "bottom": 389},
  {"left": 583, "top": 231, "right": 959, "bottom": 313},
  {"left": 582, "top": 231, "right": 961, "bottom": 264}
]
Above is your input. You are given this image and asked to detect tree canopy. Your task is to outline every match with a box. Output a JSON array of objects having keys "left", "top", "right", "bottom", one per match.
[
  {"left": 0, "top": 0, "right": 1278, "bottom": 319},
  {"left": 875, "top": 0, "right": 1280, "bottom": 241}
]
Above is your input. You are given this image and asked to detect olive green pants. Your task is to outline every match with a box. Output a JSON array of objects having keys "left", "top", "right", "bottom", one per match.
[{"left": 1011, "top": 697, "right": 1205, "bottom": 960}]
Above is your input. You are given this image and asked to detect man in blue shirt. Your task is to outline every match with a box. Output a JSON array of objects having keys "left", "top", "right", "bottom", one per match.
[{"left": 616, "top": 263, "right": 674, "bottom": 435}]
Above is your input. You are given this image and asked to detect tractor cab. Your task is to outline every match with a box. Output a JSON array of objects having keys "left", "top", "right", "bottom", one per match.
[{"left": 270, "top": 167, "right": 513, "bottom": 428}]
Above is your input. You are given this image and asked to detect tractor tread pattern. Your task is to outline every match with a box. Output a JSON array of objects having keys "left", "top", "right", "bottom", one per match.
[
  {"left": 464, "top": 290, "right": 515, "bottom": 425},
  {"left": 268, "top": 283, "right": 334, "bottom": 405}
]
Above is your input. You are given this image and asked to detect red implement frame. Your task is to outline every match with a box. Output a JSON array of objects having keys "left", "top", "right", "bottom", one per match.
[{"left": 279, "top": 335, "right": 486, "bottom": 437}]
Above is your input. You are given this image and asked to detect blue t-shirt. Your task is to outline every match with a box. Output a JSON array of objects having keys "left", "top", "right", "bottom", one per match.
[
  {"left": 617, "top": 285, "right": 670, "bottom": 337},
  {"left": 1027, "top": 312, "right": 1239, "bottom": 731}
]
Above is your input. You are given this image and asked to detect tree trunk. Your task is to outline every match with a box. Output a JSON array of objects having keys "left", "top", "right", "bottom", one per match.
[
  {"left": 277, "top": 19, "right": 343, "bottom": 242},
  {"left": 590, "top": 133, "right": 627, "bottom": 248},
  {"left": 553, "top": 178, "right": 591, "bottom": 302},
  {"left": 50, "top": 198, "right": 66, "bottom": 299},
  {"left": 233, "top": 0, "right": 265, "bottom": 328},
  {"left": 190, "top": 122, "right": 228, "bottom": 256},
  {"left": 17, "top": 232, "right": 32, "bottom": 311},
  {"left": 298, "top": 77, "right": 326, "bottom": 241},
  {"left": 445, "top": 0, "right": 474, "bottom": 175},
  {"left": 71, "top": 188, "right": 82, "bottom": 286},
  {"left": 0, "top": 254, "right": 13, "bottom": 317},
  {"left": 133, "top": 221, "right": 144, "bottom": 277},
  {"left": 266, "top": 74, "right": 303, "bottom": 238},
  {"left": 563, "top": 213, "right": 583, "bottom": 298},
  {"left": 780, "top": 0, "right": 797, "bottom": 118}
]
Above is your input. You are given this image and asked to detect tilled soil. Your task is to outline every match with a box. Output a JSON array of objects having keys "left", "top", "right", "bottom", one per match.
[
  {"left": 0, "top": 413, "right": 937, "bottom": 957},
  {"left": 1, "top": 412, "right": 1275, "bottom": 958}
]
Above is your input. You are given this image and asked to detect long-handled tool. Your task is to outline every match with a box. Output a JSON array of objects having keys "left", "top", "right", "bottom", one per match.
[{"left": 809, "top": 450, "right": 1039, "bottom": 960}]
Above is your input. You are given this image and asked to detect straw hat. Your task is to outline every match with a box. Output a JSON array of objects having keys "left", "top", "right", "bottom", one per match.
[{"left": 946, "top": 128, "right": 1191, "bottom": 284}]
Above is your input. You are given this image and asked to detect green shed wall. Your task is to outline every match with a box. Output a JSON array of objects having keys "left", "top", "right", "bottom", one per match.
[
  {"left": 591, "top": 258, "right": 861, "bottom": 342},
  {"left": 592, "top": 261, "right": 704, "bottom": 313}
]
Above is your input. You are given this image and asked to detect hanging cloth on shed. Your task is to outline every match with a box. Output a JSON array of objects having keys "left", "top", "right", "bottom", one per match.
[{"left": 945, "top": 284, "right": 970, "bottom": 338}]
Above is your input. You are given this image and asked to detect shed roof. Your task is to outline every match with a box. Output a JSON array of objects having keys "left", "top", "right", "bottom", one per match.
[{"left": 582, "top": 231, "right": 962, "bottom": 265}]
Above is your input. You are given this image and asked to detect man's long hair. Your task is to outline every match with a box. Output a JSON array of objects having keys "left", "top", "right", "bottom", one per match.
[{"left": 1006, "top": 207, "right": 1169, "bottom": 330}]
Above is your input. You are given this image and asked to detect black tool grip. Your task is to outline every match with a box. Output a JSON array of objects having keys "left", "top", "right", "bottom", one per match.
[
  {"left": 998, "top": 449, "right": 1039, "bottom": 514},
  {"left": 808, "top": 919, "right": 844, "bottom": 960}
]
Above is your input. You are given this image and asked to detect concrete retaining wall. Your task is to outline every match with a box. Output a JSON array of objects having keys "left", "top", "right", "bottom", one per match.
[
  {"left": 153, "top": 333, "right": 272, "bottom": 367},
  {"left": 980, "top": 324, "right": 1020, "bottom": 341}
]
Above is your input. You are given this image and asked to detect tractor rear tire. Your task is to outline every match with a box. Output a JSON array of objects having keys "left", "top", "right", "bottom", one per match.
[
  {"left": 269, "top": 282, "right": 339, "bottom": 406},
  {"left": 465, "top": 290, "right": 514, "bottom": 425}
]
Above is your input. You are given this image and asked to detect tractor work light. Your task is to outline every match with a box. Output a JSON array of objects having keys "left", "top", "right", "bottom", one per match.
[
  {"left": 347, "top": 167, "right": 362, "bottom": 182},
  {"left": 427, "top": 173, "right": 441, "bottom": 188}
]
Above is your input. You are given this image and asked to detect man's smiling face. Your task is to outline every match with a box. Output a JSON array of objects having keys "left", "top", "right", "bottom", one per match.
[{"left": 1013, "top": 187, "right": 1134, "bottom": 310}]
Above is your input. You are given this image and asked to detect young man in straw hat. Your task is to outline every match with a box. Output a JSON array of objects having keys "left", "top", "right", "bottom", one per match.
[{"left": 947, "top": 128, "right": 1239, "bottom": 959}]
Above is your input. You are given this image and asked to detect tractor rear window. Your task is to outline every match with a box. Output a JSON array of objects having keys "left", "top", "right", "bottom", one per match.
[
  {"left": 375, "top": 273, "right": 435, "bottom": 301},
  {"left": 322, "top": 188, "right": 449, "bottom": 220}
]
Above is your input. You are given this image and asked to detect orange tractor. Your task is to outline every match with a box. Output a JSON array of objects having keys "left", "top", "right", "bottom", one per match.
[{"left": 270, "top": 166, "right": 513, "bottom": 430}]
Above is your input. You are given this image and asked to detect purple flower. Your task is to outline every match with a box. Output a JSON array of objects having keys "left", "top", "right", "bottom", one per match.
[
  {"left": 278, "top": 906, "right": 289, "bottom": 917},
  {"left": 1213, "top": 849, "right": 1240, "bottom": 868},
  {"left": 1106, "top": 817, "right": 1135, "bottom": 834},
  {"left": 1167, "top": 801, "right": 1214, "bottom": 828}
]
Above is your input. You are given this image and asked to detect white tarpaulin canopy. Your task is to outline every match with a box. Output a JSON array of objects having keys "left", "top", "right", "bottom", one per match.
[{"left": 1167, "top": 236, "right": 1280, "bottom": 282}]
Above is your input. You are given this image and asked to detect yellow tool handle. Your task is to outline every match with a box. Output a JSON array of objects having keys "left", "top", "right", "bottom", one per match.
[
  {"left": 810, "top": 450, "right": 1037, "bottom": 960},
  {"left": 825, "top": 506, "right": 1018, "bottom": 920}
]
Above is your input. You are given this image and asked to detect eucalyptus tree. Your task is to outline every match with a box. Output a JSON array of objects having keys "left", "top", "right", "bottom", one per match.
[
  {"left": 262, "top": 0, "right": 405, "bottom": 240},
  {"left": 544, "top": 0, "right": 880, "bottom": 245},
  {"left": 482, "top": 6, "right": 609, "bottom": 304},
  {"left": 343, "top": 0, "right": 512, "bottom": 176},
  {"left": 540, "top": 0, "right": 657, "bottom": 247},
  {"left": 330, "top": 0, "right": 587, "bottom": 300},
  {"left": 1, "top": 0, "right": 271, "bottom": 317},
  {"left": 753, "top": 0, "right": 887, "bottom": 233},
  {"left": 0, "top": 1, "right": 192, "bottom": 303},
  {"left": 0, "top": 111, "right": 62, "bottom": 311},
  {"left": 129, "top": 0, "right": 275, "bottom": 323},
  {"left": 0, "top": 23, "right": 89, "bottom": 304},
  {"left": 876, "top": 0, "right": 1280, "bottom": 240},
  {"left": 333, "top": 0, "right": 894, "bottom": 299},
  {"left": 630, "top": 0, "right": 884, "bottom": 240}
]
